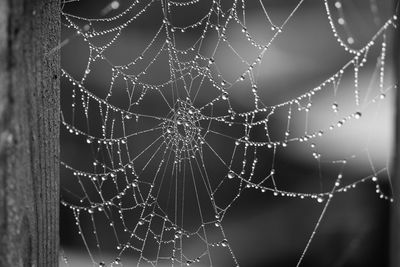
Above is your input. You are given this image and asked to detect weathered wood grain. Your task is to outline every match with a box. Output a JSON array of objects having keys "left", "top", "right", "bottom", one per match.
[{"left": 0, "top": 0, "right": 60, "bottom": 266}]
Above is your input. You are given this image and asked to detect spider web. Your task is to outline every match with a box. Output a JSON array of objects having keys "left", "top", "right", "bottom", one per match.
[{"left": 60, "top": 0, "right": 398, "bottom": 266}]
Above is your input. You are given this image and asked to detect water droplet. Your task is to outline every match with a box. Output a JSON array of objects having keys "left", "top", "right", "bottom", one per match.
[
  {"left": 221, "top": 239, "right": 228, "bottom": 247},
  {"left": 227, "top": 172, "right": 235, "bottom": 179},
  {"left": 332, "top": 103, "right": 338, "bottom": 111},
  {"left": 317, "top": 197, "right": 324, "bottom": 203},
  {"left": 111, "top": 1, "right": 120, "bottom": 10},
  {"left": 354, "top": 112, "right": 362, "bottom": 119}
]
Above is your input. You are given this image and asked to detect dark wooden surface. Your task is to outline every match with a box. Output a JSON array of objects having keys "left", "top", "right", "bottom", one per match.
[{"left": 0, "top": 0, "right": 60, "bottom": 266}]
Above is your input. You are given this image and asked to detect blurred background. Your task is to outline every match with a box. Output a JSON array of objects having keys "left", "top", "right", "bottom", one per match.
[{"left": 60, "top": 0, "right": 396, "bottom": 266}]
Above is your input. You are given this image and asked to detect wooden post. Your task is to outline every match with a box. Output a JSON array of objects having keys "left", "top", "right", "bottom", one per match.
[
  {"left": 391, "top": 2, "right": 400, "bottom": 267},
  {"left": 0, "top": 0, "right": 60, "bottom": 266}
]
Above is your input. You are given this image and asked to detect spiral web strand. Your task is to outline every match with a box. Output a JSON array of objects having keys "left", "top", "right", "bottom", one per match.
[{"left": 60, "top": 0, "right": 398, "bottom": 266}]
